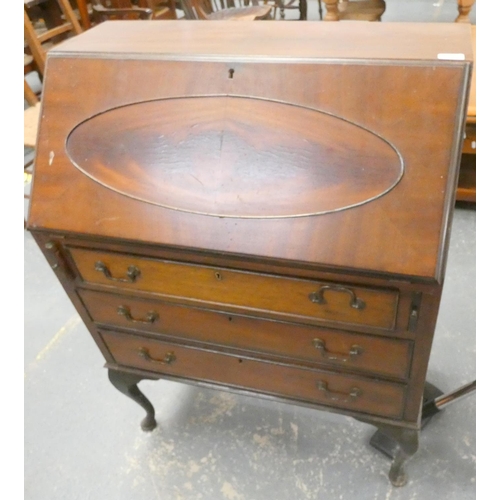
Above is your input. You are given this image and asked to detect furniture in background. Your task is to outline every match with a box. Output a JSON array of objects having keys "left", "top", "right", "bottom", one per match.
[
  {"left": 337, "top": 0, "right": 385, "bottom": 21},
  {"left": 147, "top": 0, "right": 178, "bottom": 18},
  {"left": 24, "top": 80, "right": 39, "bottom": 108},
  {"left": 322, "top": 0, "right": 474, "bottom": 22},
  {"left": 24, "top": 0, "right": 83, "bottom": 77},
  {"left": 322, "top": 0, "right": 385, "bottom": 21},
  {"left": 244, "top": 0, "right": 323, "bottom": 21},
  {"left": 457, "top": 24, "right": 476, "bottom": 202},
  {"left": 74, "top": 0, "right": 92, "bottom": 29},
  {"left": 275, "top": 0, "right": 308, "bottom": 20},
  {"left": 182, "top": 0, "right": 273, "bottom": 20},
  {"left": 24, "top": 81, "right": 41, "bottom": 228},
  {"left": 24, "top": 50, "right": 37, "bottom": 78},
  {"left": 28, "top": 21, "right": 473, "bottom": 487},
  {"left": 456, "top": 0, "right": 475, "bottom": 22},
  {"left": 92, "top": 0, "right": 154, "bottom": 20},
  {"left": 91, "top": 0, "right": 177, "bottom": 21}
]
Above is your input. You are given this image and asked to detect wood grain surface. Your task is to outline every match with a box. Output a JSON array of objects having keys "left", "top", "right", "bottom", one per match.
[
  {"left": 69, "top": 247, "right": 399, "bottom": 330},
  {"left": 66, "top": 96, "right": 403, "bottom": 218},
  {"left": 101, "top": 329, "right": 406, "bottom": 419},
  {"left": 79, "top": 288, "right": 412, "bottom": 379},
  {"left": 28, "top": 23, "right": 473, "bottom": 280},
  {"left": 26, "top": 23, "right": 473, "bottom": 468},
  {"left": 50, "top": 20, "right": 474, "bottom": 62}
]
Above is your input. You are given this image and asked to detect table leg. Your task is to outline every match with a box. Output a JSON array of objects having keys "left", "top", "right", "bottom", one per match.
[
  {"left": 456, "top": 0, "right": 475, "bottom": 23},
  {"left": 322, "top": 0, "right": 339, "bottom": 20},
  {"left": 299, "top": 0, "right": 307, "bottom": 19}
]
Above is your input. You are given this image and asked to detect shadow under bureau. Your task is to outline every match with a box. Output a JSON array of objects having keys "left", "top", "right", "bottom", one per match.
[{"left": 27, "top": 20, "right": 473, "bottom": 487}]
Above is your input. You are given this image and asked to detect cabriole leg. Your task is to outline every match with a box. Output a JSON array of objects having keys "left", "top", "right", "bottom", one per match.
[
  {"left": 388, "top": 428, "right": 419, "bottom": 486},
  {"left": 108, "top": 369, "right": 157, "bottom": 431},
  {"left": 369, "top": 424, "right": 419, "bottom": 487}
]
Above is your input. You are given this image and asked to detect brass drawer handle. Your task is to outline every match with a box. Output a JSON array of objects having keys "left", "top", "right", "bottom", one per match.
[
  {"left": 309, "top": 285, "right": 366, "bottom": 310},
  {"left": 312, "top": 338, "right": 363, "bottom": 362},
  {"left": 137, "top": 347, "right": 176, "bottom": 365},
  {"left": 94, "top": 261, "right": 141, "bottom": 283},
  {"left": 316, "top": 381, "right": 361, "bottom": 402},
  {"left": 117, "top": 305, "right": 158, "bottom": 324}
]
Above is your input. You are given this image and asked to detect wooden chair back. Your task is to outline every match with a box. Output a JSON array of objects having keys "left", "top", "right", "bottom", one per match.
[
  {"left": 24, "top": 0, "right": 83, "bottom": 76},
  {"left": 183, "top": 0, "right": 270, "bottom": 19}
]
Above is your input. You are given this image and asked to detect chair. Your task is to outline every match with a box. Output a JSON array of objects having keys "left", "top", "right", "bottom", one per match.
[
  {"left": 24, "top": 0, "right": 83, "bottom": 77},
  {"left": 182, "top": 0, "right": 273, "bottom": 20},
  {"left": 91, "top": 1, "right": 177, "bottom": 21}
]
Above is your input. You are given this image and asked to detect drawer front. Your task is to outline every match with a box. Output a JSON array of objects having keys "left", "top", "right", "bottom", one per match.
[
  {"left": 80, "top": 289, "right": 411, "bottom": 379},
  {"left": 70, "top": 248, "right": 399, "bottom": 330},
  {"left": 101, "top": 330, "right": 406, "bottom": 419}
]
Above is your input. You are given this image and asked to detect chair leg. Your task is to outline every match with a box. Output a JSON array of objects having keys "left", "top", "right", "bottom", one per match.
[
  {"left": 299, "top": 0, "right": 307, "bottom": 19},
  {"left": 24, "top": 79, "right": 39, "bottom": 106}
]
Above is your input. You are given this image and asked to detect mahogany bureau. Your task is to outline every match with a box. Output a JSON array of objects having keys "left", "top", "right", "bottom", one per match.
[{"left": 27, "top": 21, "right": 473, "bottom": 486}]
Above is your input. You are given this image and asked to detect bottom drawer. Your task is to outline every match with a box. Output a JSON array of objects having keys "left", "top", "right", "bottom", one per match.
[{"left": 101, "top": 330, "right": 406, "bottom": 420}]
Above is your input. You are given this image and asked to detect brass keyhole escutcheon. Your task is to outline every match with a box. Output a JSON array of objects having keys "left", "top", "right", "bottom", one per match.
[{"left": 215, "top": 271, "right": 223, "bottom": 281}]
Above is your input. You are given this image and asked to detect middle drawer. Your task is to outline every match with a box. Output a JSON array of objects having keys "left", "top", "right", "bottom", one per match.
[{"left": 79, "top": 289, "right": 412, "bottom": 380}]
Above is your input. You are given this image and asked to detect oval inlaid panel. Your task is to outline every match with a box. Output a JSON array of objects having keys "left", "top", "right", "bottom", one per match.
[{"left": 66, "top": 96, "right": 403, "bottom": 218}]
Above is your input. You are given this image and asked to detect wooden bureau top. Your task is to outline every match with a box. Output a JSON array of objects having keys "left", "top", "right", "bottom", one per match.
[
  {"left": 52, "top": 20, "right": 473, "bottom": 62},
  {"left": 28, "top": 22, "right": 473, "bottom": 282}
]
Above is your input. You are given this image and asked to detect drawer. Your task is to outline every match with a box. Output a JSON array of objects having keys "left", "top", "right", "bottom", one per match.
[
  {"left": 80, "top": 289, "right": 412, "bottom": 379},
  {"left": 101, "top": 330, "right": 406, "bottom": 420},
  {"left": 69, "top": 247, "right": 399, "bottom": 330}
]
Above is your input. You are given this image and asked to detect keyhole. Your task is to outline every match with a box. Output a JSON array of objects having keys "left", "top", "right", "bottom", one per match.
[
  {"left": 228, "top": 68, "right": 235, "bottom": 79},
  {"left": 215, "top": 272, "right": 223, "bottom": 281}
]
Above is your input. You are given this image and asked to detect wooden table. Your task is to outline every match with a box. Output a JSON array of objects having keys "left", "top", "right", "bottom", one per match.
[{"left": 27, "top": 21, "right": 473, "bottom": 487}]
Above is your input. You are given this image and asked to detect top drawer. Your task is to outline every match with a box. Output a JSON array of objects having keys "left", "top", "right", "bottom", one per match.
[{"left": 68, "top": 248, "right": 399, "bottom": 331}]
